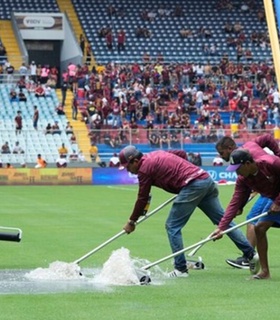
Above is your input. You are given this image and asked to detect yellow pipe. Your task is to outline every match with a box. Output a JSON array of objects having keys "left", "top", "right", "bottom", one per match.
[{"left": 263, "top": 0, "right": 280, "bottom": 89}]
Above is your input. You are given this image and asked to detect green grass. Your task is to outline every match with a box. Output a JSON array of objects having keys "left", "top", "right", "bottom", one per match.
[{"left": 0, "top": 185, "right": 279, "bottom": 320}]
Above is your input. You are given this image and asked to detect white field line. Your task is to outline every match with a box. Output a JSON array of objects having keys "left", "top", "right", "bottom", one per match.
[{"left": 107, "top": 186, "right": 137, "bottom": 192}]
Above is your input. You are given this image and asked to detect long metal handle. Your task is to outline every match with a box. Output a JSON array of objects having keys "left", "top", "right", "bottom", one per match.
[
  {"left": 142, "top": 211, "right": 268, "bottom": 270},
  {"left": 74, "top": 195, "right": 177, "bottom": 264},
  {"left": 187, "top": 232, "right": 213, "bottom": 257}
]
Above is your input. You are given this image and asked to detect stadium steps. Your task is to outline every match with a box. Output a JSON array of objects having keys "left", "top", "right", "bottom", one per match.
[
  {"left": 56, "top": 0, "right": 95, "bottom": 67},
  {"left": 0, "top": 20, "right": 22, "bottom": 69},
  {"left": 56, "top": 89, "right": 92, "bottom": 162}
]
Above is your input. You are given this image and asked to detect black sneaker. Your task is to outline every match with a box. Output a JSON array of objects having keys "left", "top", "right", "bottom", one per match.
[{"left": 225, "top": 256, "right": 250, "bottom": 269}]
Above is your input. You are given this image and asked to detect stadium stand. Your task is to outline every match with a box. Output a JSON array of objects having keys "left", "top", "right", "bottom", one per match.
[
  {"left": 0, "top": 0, "right": 277, "bottom": 167},
  {"left": 73, "top": 0, "right": 271, "bottom": 64},
  {"left": 0, "top": 0, "right": 59, "bottom": 19},
  {"left": 0, "top": 84, "right": 77, "bottom": 163}
]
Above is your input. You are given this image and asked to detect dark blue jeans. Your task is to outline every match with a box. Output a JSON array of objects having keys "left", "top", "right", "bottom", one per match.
[{"left": 165, "top": 177, "right": 255, "bottom": 271}]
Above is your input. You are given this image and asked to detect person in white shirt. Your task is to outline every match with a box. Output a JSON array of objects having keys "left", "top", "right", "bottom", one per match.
[
  {"left": 56, "top": 155, "right": 67, "bottom": 168},
  {"left": 272, "top": 89, "right": 280, "bottom": 107},
  {"left": 195, "top": 64, "right": 204, "bottom": 78},
  {"left": 145, "top": 83, "right": 153, "bottom": 95},
  {"left": 212, "top": 155, "right": 224, "bottom": 166},
  {"left": 195, "top": 90, "right": 204, "bottom": 109},
  {"left": 78, "top": 151, "right": 86, "bottom": 162},
  {"left": 109, "top": 153, "right": 120, "bottom": 167},
  {"left": 12, "top": 141, "right": 24, "bottom": 154},
  {"left": 272, "top": 105, "right": 280, "bottom": 127},
  {"left": 210, "top": 43, "right": 217, "bottom": 55},
  {"left": 19, "top": 63, "right": 28, "bottom": 79},
  {"left": 44, "top": 85, "right": 52, "bottom": 97},
  {"left": 29, "top": 61, "right": 37, "bottom": 82},
  {"left": 112, "top": 84, "right": 122, "bottom": 102}
]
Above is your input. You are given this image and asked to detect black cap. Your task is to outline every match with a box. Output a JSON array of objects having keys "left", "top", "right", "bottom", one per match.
[{"left": 226, "top": 149, "right": 252, "bottom": 172}]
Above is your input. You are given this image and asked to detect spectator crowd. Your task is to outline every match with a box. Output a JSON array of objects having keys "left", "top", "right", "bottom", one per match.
[{"left": 0, "top": 0, "right": 279, "bottom": 167}]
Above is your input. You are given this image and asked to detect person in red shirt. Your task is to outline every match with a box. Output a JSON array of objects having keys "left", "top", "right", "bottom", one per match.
[
  {"left": 213, "top": 149, "right": 280, "bottom": 280},
  {"left": 34, "top": 83, "right": 45, "bottom": 98},
  {"left": 117, "top": 29, "right": 126, "bottom": 53},
  {"left": 119, "top": 145, "right": 256, "bottom": 278},
  {"left": 216, "top": 134, "right": 280, "bottom": 269},
  {"left": 228, "top": 96, "right": 239, "bottom": 123},
  {"left": 106, "top": 30, "right": 113, "bottom": 50},
  {"left": 14, "top": 110, "right": 22, "bottom": 135},
  {"left": 49, "top": 65, "right": 58, "bottom": 83},
  {"left": 33, "top": 105, "right": 39, "bottom": 130}
]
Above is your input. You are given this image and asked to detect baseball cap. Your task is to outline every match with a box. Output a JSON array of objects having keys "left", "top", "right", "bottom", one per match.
[
  {"left": 119, "top": 145, "right": 140, "bottom": 167},
  {"left": 226, "top": 149, "right": 252, "bottom": 172}
]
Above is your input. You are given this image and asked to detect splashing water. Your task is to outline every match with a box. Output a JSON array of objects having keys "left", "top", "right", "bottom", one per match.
[
  {"left": 23, "top": 248, "right": 167, "bottom": 288},
  {"left": 25, "top": 261, "right": 82, "bottom": 280},
  {"left": 93, "top": 247, "right": 140, "bottom": 285},
  {"left": 92, "top": 247, "right": 167, "bottom": 286},
  {"left": 0, "top": 248, "right": 170, "bottom": 294}
]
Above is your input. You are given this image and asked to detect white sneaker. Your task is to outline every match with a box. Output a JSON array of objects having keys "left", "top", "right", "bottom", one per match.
[
  {"left": 168, "top": 269, "right": 189, "bottom": 278},
  {"left": 249, "top": 253, "right": 260, "bottom": 275}
]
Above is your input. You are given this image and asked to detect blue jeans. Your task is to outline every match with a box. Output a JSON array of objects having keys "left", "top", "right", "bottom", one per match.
[
  {"left": 248, "top": 195, "right": 280, "bottom": 227},
  {"left": 165, "top": 177, "right": 255, "bottom": 271}
]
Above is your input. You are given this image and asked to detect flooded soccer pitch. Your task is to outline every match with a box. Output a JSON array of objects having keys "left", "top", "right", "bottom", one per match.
[
  {"left": 0, "top": 248, "right": 167, "bottom": 295},
  {"left": 0, "top": 268, "right": 114, "bottom": 295}
]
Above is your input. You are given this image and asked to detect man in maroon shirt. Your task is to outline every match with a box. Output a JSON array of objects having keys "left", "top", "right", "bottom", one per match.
[
  {"left": 213, "top": 149, "right": 280, "bottom": 279},
  {"left": 117, "top": 29, "right": 126, "bottom": 53},
  {"left": 216, "top": 134, "right": 280, "bottom": 269},
  {"left": 119, "top": 146, "right": 257, "bottom": 278},
  {"left": 14, "top": 110, "right": 22, "bottom": 135}
]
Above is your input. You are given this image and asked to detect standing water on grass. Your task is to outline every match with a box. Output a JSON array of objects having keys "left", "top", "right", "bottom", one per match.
[
  {"left": 0, "top": 262, "right": 109, "bottom": 295},
  {"left": 0, "top": 248, "right": 166, "bottom": 294}
]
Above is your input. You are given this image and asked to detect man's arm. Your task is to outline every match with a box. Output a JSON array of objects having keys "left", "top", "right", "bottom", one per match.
[
  {"left": 123, "top": 174, "right": 152, "bottom": 234},
  {"left": 255, "top": 134, "right": 280, "bottom": 157},
  {"left": 218, "top": 178, "right": 251, "bottom": 231},
  {"left": 265, "top": 157, "right": 280, "bottom": 208}
]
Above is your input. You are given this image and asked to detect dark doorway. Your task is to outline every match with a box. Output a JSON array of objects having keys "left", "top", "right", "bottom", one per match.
[{"left": 25, "top": 40, "right": 62, "bottom": 86}]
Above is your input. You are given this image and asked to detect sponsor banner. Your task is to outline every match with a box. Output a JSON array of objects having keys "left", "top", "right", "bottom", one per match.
[
  {"left": 14, "top": 13, "right": 64, "bottom": 40},
  {"left": 92, "top": 166, "right": 237, "bottom": 185},
  {"left": 93, "top": 168, "right": 138, "bottom": 185},
  {"left": 203, "top": 166, "right": 238, "bottom": 182},
  {"left": 0, "top": 168, "right": 92, "bottom": 185},
  {"left": 15, "top": 14, "right": 63, "bottom": 30}
]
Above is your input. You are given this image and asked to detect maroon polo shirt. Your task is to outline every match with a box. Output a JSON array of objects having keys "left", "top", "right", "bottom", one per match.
[
  {"left": 129, "top": 150, "right": 209, "bottom": 221},
  {"left": 219, "top": 154, "right": 280, "bottom": 230}
]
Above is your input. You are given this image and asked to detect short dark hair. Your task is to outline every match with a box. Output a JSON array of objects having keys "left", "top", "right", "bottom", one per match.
[
  {"left": 131, "top": 151, "right": 143, "bottom": 162},
  {"left": 216, "top": 136, "right": 237, "bottom": 150}
]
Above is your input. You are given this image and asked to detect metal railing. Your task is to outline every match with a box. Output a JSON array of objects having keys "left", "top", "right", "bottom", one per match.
[{"left": 1, "top": 127, "right": 277, "bottom": 166}]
